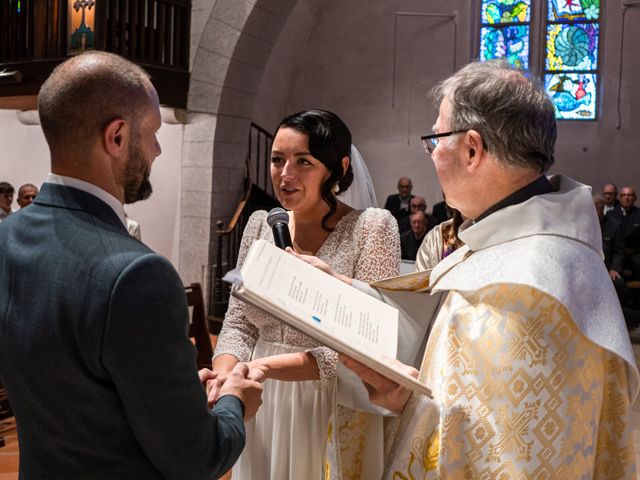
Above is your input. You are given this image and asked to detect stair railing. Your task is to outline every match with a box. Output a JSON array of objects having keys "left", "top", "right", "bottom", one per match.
[{"left": 208, "top": 122, "right": 276, "bottom": 331}]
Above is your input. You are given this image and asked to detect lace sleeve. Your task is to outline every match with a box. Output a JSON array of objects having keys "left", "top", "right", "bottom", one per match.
[
  {"left": 354, "top": 208, "right": 401, "bottom": 282},
  {"left": 213, "top": 211, "right": 266, "bottom": 362},
  {"left": 307, "top": 208, "right": 400, "bottom": 387}
]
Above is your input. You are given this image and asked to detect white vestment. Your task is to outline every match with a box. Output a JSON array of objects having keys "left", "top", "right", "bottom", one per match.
[{"left": 384, "top": 175, "right": 639, "bottom": 479}]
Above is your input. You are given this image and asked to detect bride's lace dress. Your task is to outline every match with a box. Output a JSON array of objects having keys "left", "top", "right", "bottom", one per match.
[{"left": 214, "top": 207, "right": 399, "bottom": 480}]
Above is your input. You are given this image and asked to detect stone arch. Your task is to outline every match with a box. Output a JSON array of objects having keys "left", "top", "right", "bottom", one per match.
[{"left": 179, "top": 0, "right": 297, "bottom": 286}]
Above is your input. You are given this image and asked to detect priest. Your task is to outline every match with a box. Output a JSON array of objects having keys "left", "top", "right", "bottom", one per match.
[{"left": 344, "top": 60, "right": 639, "bottom": 478}]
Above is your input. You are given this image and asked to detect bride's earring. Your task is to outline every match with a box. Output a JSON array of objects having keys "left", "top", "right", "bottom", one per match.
[{"left": 333, "top": 183, "right": 340, "bottom": 194}]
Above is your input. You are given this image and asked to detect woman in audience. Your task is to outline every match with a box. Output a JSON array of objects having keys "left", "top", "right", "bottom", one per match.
[
  {"left": 416, "top": 208, "right": 464, "bottom": 270},
  {"left": 212, "top": 109, "right": 400, "bottom": 480}
]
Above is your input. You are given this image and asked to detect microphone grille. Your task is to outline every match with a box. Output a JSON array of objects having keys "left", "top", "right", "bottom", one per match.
[{"left": 266, "top": 207, "right": 289, "bottom": 227}]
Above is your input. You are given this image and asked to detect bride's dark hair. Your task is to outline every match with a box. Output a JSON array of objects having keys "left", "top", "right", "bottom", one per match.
[{"left": 275, "top": 109, "right": 354, "bottom": 231}]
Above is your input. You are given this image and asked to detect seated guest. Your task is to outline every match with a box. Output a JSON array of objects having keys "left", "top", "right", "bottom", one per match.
[
  {"left": 384, "top": 177, "right": 413, "bottom": 221},
  {"left": 608, "top": 186, "right": 640, "bottom": 224},
  {"left": 0, "top": 182, "right": 14, "bottom": 222},
  {"left": 608, "top": 186, "right": 640, "bottom": 278},
  {"left": 416, "top": 209, "right": 464, "bottom": 270},
  {"left": 602, "top": 182, "right": 619, "bottom": 215},
  {"left": 398, "top": 195, "right": 436, "bottom": 234},
  {"left": 17, "top": 183, "right": 39, "bottom": 208},
  {"left": 594, "top": 194, "right": 628, "bottom": 306},
  {"left": 401, "top": 211, "right": 428, "bottom": 260},
  {"left": 431, "top": 192, "right": 452, "bottom": 225}
]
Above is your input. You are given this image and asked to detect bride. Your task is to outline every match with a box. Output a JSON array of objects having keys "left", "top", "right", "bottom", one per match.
[{"left": 212, "top": 109, "right": 399, "bottom": 479}]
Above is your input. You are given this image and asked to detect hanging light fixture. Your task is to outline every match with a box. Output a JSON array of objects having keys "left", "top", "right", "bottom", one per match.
[{"left": 68, "top": 0, "right": 96, "bottom": 54}]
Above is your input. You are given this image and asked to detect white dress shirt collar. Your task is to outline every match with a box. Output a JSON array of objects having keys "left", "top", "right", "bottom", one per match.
[{"left": 46, "top": 173, "right": 127, "bottom": 228}]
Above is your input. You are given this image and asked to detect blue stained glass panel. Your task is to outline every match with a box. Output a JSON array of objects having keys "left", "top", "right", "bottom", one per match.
[
  {"left": 547, "top": 0, "right": 600, "bottom": 22},
  {"left": 480, "top": 26, "right": 530, "bottom": 69},
  {"left": 482, "top": 0, "right": 531, "bottom": 24},
  {"left": 546, "top": 23, "right": 598, "bottom": 71},
  {"left": 545, "top": 73, "right": 597, "bottom": 119}
]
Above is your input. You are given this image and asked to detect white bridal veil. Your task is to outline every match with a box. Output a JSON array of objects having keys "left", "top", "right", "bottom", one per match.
[{"left": 338, "top": 145, "right": 378, "bottom": 209}]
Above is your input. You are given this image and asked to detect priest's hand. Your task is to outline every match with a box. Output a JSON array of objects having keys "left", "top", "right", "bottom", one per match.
[{"left": 340, "top": 354, "right": 416, "bottom": 415}]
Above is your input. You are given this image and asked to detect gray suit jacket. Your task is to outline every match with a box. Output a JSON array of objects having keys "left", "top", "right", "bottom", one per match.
[{"left": 0, "top": 183, "right": 245, "bottom": 479}]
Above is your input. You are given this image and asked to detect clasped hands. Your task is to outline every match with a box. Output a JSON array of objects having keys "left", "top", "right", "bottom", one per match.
[{"left": 198, "top": 362, "right": 266, "bottom": 420}]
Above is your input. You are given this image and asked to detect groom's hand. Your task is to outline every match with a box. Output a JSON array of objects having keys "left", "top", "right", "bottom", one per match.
[{"left": 219, "top": 362, "right": 264, "bottom": 421}]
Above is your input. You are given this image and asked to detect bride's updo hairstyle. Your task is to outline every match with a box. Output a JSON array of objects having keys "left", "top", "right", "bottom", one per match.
[{"left": 275, "top": 109, "right": 354, "bottom": 231}]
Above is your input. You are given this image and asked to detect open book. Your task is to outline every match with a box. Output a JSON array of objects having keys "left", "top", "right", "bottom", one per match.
[{"left": 223, "top": 239, "right": 432, "bottom": 398}]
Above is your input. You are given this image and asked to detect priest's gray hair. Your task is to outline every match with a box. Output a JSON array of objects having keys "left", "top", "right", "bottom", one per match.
[{"left": 432, "top": 60, "right": 557, "bottom": 173}]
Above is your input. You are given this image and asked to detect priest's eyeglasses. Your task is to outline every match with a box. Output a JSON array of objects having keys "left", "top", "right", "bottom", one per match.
[{"left": 421, "top": 130, "right": 467, "bottom": 155}]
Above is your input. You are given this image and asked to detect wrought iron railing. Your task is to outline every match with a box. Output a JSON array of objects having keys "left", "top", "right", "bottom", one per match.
[
  {"left": 208, "top": 123, "right": 280, "bottom": 329},
  {"left": 100, "top": 0, "right": 189, "bottom": 69}
]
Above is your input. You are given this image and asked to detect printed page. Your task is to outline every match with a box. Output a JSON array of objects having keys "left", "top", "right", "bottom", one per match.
[{"left": 239, "top": 239, "right": 398, "bottom": 358}]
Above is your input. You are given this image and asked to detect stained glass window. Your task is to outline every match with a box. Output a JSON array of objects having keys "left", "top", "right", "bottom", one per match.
[
  {"left": 545, "top": 0, "right": 600, "bottom": 120},
  {"left": 480, "top": 1, "right": 531, "bottom": 69},
  {"left": 547, "top": 0, "right": 600, "bottom": 22},
  {"left": 546, "top": 23, "right": 599, "bottom": 72},
  {"left": 480, "top": 26, "right": 530, "bottom": 69},
  {"left": 545, "top": 73, "right": 597, "bottom": 120},
  {"left": 482, "top": 1, "right": 531, "bottom": 24}
]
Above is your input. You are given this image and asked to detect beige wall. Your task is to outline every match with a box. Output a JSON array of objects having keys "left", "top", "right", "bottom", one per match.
[
  {"left": 0, "top": 109, "right": 184, "bottom": 269},
  {"left": 252, "top": 0, "right": 640, "bottom": 209}
]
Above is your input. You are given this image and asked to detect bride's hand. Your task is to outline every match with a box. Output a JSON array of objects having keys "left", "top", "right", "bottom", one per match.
[
  {"left": 245, "top": 360, "right": 268, "bottom": 383},
  {"left": 201, "top": 370, "right": 228, "bottom": 407},
  {"left": 198, "top": 368, "right": 223, "bottom": 407},
  {"left": 285, "top": 247, "right": 352, "bottom": 285}
]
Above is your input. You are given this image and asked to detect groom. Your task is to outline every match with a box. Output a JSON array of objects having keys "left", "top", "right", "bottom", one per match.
[{"left": 0, "top": 52, "right": 262, "bottom": 478}]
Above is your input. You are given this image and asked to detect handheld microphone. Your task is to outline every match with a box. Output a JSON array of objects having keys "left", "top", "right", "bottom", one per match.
[{"left": 266, "top": 207, "right": 293, "bottom": 250}]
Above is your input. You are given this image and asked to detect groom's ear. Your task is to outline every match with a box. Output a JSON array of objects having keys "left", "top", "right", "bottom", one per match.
[{"left": 341, "top": 156, "right": 349, "bottom": 176}]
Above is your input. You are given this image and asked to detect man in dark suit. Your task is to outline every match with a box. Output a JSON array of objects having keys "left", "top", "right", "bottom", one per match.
[
  {"left": 384, "top": 177, "right": 414, "bottom": 221},
  {"left": 594, "top": 194, "right": 627, "bottom": 306},
  {"left": 431, "top": 193, "right": 452, "bottom": 226},
  {"left": 0, "top": 52, "right": 262, "bottom": 479},
  {"left": 608, "top": 186, "right": 640, "bottom": 278},
  {"left": 400, "top": 211, "right": 429, "bottom": 261},
  {"left": 398, "top": 196, "right": 436, "bottom": 234},
  {"left": 602, "top": 183, "right": 620, "bottom": 216}
]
